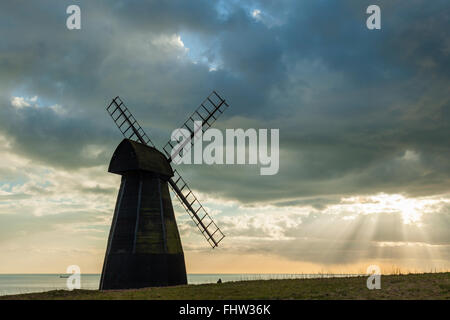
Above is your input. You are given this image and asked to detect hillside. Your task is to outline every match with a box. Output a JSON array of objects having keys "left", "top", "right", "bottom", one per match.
[{"left": 2, "top": 273, "right": 449, "bottom": 300}]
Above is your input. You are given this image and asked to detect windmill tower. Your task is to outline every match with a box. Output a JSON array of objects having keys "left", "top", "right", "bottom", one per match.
[{"left": 100, "top": 91, "right": 229, "bottom": 290}]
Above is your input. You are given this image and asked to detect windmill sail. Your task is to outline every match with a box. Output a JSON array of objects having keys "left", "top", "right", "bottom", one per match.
[
  {"left": 106, "top": 95, "right": 226, "bottom": 248},
  {"left": 169, "top": 169, "right": 225, "bottom": 247},
  {"left": 106, "top": 96, "right": 155, "bottom": 147},
  {"left": 163, "top": 91, "right": 229, "bottom": 163}
]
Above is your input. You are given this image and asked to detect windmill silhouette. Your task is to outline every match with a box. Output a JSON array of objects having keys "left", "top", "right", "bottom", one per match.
[{"left": 100, "top": 91, "right": 229, "bottom": 290}]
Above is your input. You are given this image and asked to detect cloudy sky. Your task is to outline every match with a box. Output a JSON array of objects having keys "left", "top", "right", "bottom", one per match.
[{"left": 0, "top": 0, "right": 449, "bottom": 274}]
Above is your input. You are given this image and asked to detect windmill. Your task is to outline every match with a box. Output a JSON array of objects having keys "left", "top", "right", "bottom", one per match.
[{"left": 99, "top": 91, "right": 229, "bottom": 290}]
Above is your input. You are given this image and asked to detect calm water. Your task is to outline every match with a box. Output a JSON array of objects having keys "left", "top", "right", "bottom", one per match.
[{"left": 0, "top": 273, "right": 359, "bottom": 296}]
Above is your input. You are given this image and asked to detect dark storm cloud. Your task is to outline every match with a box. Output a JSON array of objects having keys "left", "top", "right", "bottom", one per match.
[
  {"left": 0, "top": 0, "right": 448, "bottom": 204},
  {"left": 0, "top": 96, "right": 116, "bottom": 169}
]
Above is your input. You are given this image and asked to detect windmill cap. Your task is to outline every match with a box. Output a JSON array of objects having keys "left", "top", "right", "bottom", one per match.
[{"left": 108, "top": 139, "right": 173, "bottom": 178}]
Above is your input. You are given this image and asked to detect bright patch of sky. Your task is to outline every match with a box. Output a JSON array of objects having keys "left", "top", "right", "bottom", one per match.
[
  {"left": 179, "top": 31, "right": 222, "bottom": 72},
  {"left": 10, "top": 94, "right": 67, "bottom": 116},
  {"left": 250, "top": 8, "right": 284, "bottom": 27}
]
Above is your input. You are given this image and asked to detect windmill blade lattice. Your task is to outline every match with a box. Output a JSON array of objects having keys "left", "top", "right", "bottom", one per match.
[
  {"left": 169, "top": 169, "right": 225, "bottom": 248},
  {"left": 106, "top": 96, "right": 155, "bottom": 147},
  {"left": 163, "top": 91, "right": 229, "bottom": 163}
]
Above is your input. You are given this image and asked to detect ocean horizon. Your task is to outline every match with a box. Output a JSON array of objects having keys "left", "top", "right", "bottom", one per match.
[{"left": 0, "top": 273, "right": 360, "bottom": 297}]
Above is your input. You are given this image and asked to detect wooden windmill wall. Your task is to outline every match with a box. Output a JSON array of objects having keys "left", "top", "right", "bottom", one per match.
[{"left": 99, "top": 139, "right": 187, "bottom": 289}]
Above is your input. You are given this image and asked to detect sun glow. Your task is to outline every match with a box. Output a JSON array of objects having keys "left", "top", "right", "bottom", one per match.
[{"left": 341, "top": 193, "right": 448, "bottom": 225}]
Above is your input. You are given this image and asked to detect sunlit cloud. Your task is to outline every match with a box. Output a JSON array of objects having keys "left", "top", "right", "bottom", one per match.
[{"left": 11, "top": 96, "right": 31, "bottom": 109}]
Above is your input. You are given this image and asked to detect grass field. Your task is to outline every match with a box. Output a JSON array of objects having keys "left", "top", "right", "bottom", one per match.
[{"left": 1, "top": 272, "right": 449, "bottom": 300}]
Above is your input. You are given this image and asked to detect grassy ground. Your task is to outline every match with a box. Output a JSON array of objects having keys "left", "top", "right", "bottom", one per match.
[{"left": 1, "top": 272, "right": 449, "bottom": 300}]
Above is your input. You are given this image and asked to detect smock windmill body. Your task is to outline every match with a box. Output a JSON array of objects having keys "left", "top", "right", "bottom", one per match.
[{"left": 100, "top": 91, "right": 229, "bottom": 290}]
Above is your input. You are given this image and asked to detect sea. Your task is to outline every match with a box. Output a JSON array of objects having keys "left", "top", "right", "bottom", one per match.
[{"left": 0, "top": 273, "right": 360, "bottom": 297}]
